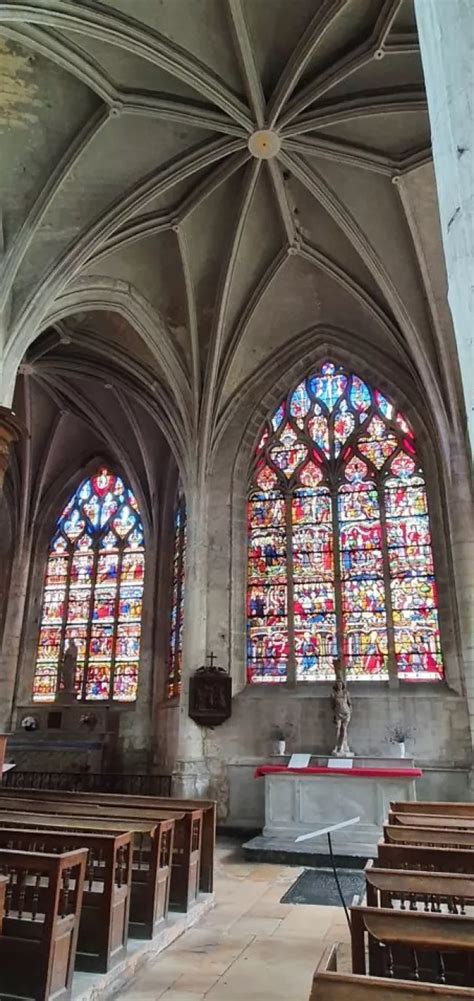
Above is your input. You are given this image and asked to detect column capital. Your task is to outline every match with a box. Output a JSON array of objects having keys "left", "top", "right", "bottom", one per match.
[{"left": 0, "top": 406, "right": 26, "bottom": 488}]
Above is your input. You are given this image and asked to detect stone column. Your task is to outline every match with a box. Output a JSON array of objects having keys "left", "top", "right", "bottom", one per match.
[
  {"left": 0, "top": 406, "right": 24, "bottom": 491},
  {"left": 172, "top": 475, "right": 210, "bottom": 798},
  {"left": 0, "top": 406, "right": 27, "bottom": 729},
  {"left": 415, "top": 0, "right": 474, "bottom": 446}
]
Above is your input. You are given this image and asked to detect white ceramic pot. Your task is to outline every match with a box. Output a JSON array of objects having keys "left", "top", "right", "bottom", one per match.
[
  {"left": 276, "top": 739, "right": 286, "bottom": 756},
  {"left": 397, "top": 741, "right": 405, "bottom": 758}
]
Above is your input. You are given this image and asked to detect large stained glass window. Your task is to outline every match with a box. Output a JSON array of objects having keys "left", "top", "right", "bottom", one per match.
[
  {"left": 33, "top": 467, "right": 145, "bottom": 702},
  {"left": 167, "top": 491, "right": 186, "bottom": 698},
  {"left": 247, "top": 362, "right": 444, "bottom": 684}
]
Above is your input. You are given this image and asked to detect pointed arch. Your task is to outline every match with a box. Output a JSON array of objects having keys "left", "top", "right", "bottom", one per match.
[
  {"left": 33, "top": 465, "right": 145, "bottom": 702},
  {"left": 247, "top": 361, "right": 444, "bottom": 684}
]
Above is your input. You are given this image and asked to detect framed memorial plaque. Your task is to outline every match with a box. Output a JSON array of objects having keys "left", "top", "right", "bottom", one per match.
[{"left": 189, "top": 654, "right": 232, "bottom": 727}]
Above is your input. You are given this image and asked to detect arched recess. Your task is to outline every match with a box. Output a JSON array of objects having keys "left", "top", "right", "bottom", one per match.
[{"left": 217, "top": 332, "right": 466, "bottom": 696}]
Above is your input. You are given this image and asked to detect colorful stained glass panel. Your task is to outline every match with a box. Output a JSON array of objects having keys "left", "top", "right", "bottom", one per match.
[
  {"left": 247, "top": 362, "right": 444, "bottom": 686},
  {"left": 33, "top": 466, "right": 145, "bottom": 702}
]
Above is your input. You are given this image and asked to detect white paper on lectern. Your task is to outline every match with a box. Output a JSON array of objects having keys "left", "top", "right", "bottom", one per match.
[
  {"left": 327, "top": 758, "right": 353, "bottom": 769},
  {"left": 288, "top": 754, "right": 311, "bottom": 768},
  {"left": 1, "top": 763, "right": 15, "bottom": 773},
  {"left": 295, "top": 816, "right": 360, "bottom": 842}
]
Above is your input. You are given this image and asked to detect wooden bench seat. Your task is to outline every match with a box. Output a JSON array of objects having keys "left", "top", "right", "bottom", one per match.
[
  {"left": 351, "top": 905, "right": 474, "bottom": 987},
  {"left": 377, "top": 840, "right": 474, "bottom": 874},
  {"left": 0, "top": 809, "right": 173, "bottom": 940},
  {"left": 0, "top": 795, "right": 196, "bottom": 914},
  {"left": 0, "top": 788, "right": 216, "bottom": 894},
  {"left": 384, "top": 823, "right": 474, "bottom": 850},
  {"left": 310, "top": 943, "right": 474, "bottom": 1000},
  {"left": 0, "top": 824, "right": 132, "bottom": 972},
  {"left": 391, "top": 801, "right": 474, "bottom": 819},
  {"left": 0, "top": 847, "right": 86, "bottom": 1001},
  {"left": 364, "top": 859, "right": 474, "bottom": 914}
]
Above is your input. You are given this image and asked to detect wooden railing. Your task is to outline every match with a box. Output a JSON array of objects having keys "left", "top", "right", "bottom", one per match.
[{"left": 3, "top": 771, "right": 172, "bottom": 796}]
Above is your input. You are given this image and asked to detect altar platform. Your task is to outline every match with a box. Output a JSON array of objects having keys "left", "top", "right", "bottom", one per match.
[{"left": 243, "top": 756, "right": 421, "bottom": 864}]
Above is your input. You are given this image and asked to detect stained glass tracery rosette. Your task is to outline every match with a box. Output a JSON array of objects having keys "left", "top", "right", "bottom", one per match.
[
  {"left": 33, "top": 468, "right": 145, "bottom": 702},
  {"left": 385, "top": 453, "right": 443, "bottom": 681}
]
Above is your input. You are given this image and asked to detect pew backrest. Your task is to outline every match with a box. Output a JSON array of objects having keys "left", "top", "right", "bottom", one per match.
[
  {"left": 384, "top": 823, "right": 474, "bottom": 849},
  {"left": 391, "top": 801, "right": 474, "bottom": 818},
  {"left": 378, "top": 840, "right": 474, "bottom": 874},
  {"left": 0, "top": 826, "right": 132, "bottom": 974},
  {"left": 364, "top": 859, "right": 474, "bottom": 913},
  {"left": 351, "top": 904, "right": 474, "bottom": 985},
  {"left": 390, "top": 812, "right": 474, "bottom": 831},
  {"left": 0, "top": 847, "right": 86, "bottom": 1000},
  {"left": 0, "top": 787, "right": 216, "bottom": 893},
  {"left": 310, "top": 944, "right": 474, "bottom": 1000}
]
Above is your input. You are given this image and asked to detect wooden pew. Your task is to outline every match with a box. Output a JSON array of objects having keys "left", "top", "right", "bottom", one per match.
[
  {"left": 0, "top": 787, "right": 216, "bottom": 894},
  {"left": 364, "top": 859, "right": 474, "bottom": 914},
  {"left": 384, "top": 823, "right": 474, "bottom": 850},
  {"left": 0, "top": 795, "right": 196, "bottom": 913},
  {"left": 391, "top": 801, "right": 474, "bottom": 819},
  {"left": 0, "top": 846, "right": 86, "bottom": 1001},
  {"left": 310, "top": 943, "right": 474, "bottom": 1000},
  {"left": 0, "top": 810, "right": 173, "bottom": 941},
  {"left": 351, "top": 904, "right": 474, "bottom": 986},
  {"left": 0, "top": 824, "right": 132, "bottom": 972},
  {"left": 378, "top": 840, "right": 474, "bottom": 874}
]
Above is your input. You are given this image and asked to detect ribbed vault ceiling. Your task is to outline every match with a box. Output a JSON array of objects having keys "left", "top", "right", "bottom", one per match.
[{"left": 0, "top": 0, "right": 462, "bottom": 471}]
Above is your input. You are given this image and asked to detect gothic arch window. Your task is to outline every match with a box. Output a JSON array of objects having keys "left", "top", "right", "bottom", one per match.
[
  {"left": 247, "top": 362, "right": 444, "bottom": 685},
  {"left": 167, "top": 489, "right": 186, "bottom": 698},
  {"left": 33, "top": 466, "right": 145, "bottom": 702}
]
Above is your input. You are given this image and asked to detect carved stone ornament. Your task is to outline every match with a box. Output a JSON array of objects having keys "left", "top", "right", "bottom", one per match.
[{"left": 189, "top": 652, "right": 232, "bottom": 727}]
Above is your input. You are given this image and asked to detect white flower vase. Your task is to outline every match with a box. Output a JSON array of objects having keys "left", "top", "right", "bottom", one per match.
[
  {"left": 397, "top": 741, "right": 405, "bottom": 759},
  {"left": 276, "top": 740, "right": 286, "bottom": 756}
]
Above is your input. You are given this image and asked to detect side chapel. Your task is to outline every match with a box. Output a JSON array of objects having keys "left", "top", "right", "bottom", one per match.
[{"left": 0, "top": 0, "right": 472, "bottom": 833}]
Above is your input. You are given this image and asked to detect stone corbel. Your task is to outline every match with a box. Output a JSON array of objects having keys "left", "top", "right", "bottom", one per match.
[{"left": 0, "top": 406, "right": 26, "bottom": 490}]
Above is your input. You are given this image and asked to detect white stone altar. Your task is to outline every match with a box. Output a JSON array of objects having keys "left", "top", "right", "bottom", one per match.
[{"left": 260, "top": 757, "right": 418, "bottom": 857}]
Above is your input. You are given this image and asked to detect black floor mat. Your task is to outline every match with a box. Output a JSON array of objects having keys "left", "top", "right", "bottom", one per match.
[{"left": 280, "top": 866, "right": 365, "bottom": 907}]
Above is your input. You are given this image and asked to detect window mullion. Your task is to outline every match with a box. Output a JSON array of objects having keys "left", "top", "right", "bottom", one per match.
[
  {"left": 286, "top": 491, "right": 297, "bottom": 686},
  {"left": 379, "top": 480, "right": 398, "bottom": 688}
]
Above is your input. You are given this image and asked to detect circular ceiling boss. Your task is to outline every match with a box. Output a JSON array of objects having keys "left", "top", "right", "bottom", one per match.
[{"left": 247, "top": 129, "right": 281, "bottom": 160}]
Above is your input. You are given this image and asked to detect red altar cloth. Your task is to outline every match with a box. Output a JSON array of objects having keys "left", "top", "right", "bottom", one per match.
[{"left": 254, "top": 764, "right": 422, "bottom": 779}]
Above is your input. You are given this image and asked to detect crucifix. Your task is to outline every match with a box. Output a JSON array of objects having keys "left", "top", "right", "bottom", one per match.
[{"left": 207, "top": 652, "right": 217, "bottom": 669}]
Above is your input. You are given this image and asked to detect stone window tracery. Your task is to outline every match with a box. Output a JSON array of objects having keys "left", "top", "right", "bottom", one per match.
[
  {"left": 33, "top": 466, "right": 144, "bottom": 702},
  {"left": 247, "top": 362, "right": 444, "bottom": 685}
]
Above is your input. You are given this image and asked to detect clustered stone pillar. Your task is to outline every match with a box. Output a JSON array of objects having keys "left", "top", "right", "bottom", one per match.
[
  {"left": 0, "top": 406, "right": 26, "bottom": 731},
  {"left": 415, "top": 0, "right": 474, "bottom": 447},
  {"left": 0, "top": 406, "right": 24, "bottom": 492}
]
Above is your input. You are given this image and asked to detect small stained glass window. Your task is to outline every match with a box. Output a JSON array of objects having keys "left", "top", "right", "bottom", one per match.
[
  {"left": 167, "top": 490, "right": 186, "bottom": 698},
  {"left": 33, "top": 467, "right": 145, "bottom": 702},
  {"left": 247, "top": 362, "right": 444, "bottom": 684}
]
